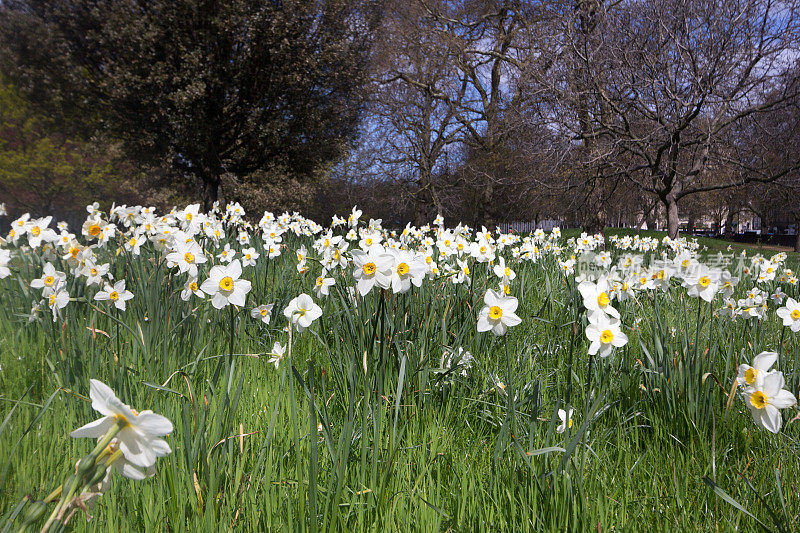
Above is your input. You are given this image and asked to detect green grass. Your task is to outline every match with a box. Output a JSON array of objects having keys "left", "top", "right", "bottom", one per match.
[{"left": 1, "top": 226, "right": 799, "bottom": 531}]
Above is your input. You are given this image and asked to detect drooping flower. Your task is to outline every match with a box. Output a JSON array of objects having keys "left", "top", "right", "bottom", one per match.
[
  {"left": 283, "top": 293, "right": 322, "bottom": 332},
  {"left": 737, "top": 351, "right": 778, "bottom": 390},
  {"left": 267, "top": 342, "right": 287, "bottom": 369},
  {"left": 70, "top": 379, "right": 173, "bottom": 468},
  {"left": 557, "top": 408, "right": 574, "bottom": 434}
]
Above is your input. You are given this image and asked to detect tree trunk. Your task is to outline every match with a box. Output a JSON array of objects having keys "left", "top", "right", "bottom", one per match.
[
  {"left": 795, "top": 220, "right": 800, "bottom": 252},
  {"left": 666, "top": 196, "right": 679, "bottom": 239},
  {"left": 724, "top": 208, "right": 735, "bottom": 238},
  {"left": 201, "top": 175, "right": 220, "bottom": 213}
]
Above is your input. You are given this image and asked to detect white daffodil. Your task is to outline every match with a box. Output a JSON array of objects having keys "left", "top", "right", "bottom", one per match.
[
  {"left": 166, "top": 241, "right": 206, "bottom": 277},
  {"left": 776, "top": 297, "right": 800, "bottom": 332},
  {"left": 737, "top": 351, "right": 778, "bottom": 390},
  {"left": 70, "top": 379, "right": 173, "bottom": 468},
  {"left": 267, "top": 342, "right": 287, "bottom": 369},
  {"left": 313, "top": 272, "right": 336, "bottom": 298},
  {"left": 46, "top": 284, "right": 70, "bottom": 322},
  {"left": 493, "top": 256, "right": 516, "bottom": 283},
  {"left": 0, "top": 248, "right": 10, "bottom": 278},
  {"left": 388, "top": 249, "right": 426, "bottom": 294},
  {"left": 181, "top": 277, "right": 204, "bottom": 301},
  {"left": 30, "top": 262, "right": 66, "bottom": 294},
  {"left": 684, "top": 265, "right": 720, "bottom": 302},
  {"left": 283, "top": 293, "right": 322, "bottom": 333},
  {"left": 95, "top": 280, "right": 134, "bottom": 311},
  {"left": 351, "top": 247, "right": 393, "bottom": 296},
  {"left": 741, "top": 371, "right": 797, "bottom": 434},
  {"left": 557, "top": 408, "right": 574, "bottom": 434},
  {"left": 477, "top": 289, "right": 522, "bottom": 336},
  {"left": 200, "top": 259, "right": 251, "bottom": 309},
  {"left": 578, "top": 278, "right": 620, "bottom": 320},
  {"left": 251, "top": 304, "right": 274, "bottom": 324},
  {"left": 585, "top": 313, "right": 628, "bottom": 357},
  {"left": 241, "top": 247, "right": 259, "bottom": 267}
]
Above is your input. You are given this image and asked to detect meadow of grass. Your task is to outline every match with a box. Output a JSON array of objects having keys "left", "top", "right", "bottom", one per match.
[{"left": 1, "top": 210, "right": 799, "bottom": 532}]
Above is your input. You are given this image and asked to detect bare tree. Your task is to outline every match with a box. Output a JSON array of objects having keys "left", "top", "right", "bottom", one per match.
[{"left": 548, "top": 0, "right": 800, "bottom": 238}]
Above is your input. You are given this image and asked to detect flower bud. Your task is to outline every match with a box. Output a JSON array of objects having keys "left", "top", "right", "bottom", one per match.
[
  {"left": 76, "top": 456, "right": 94, "bottom": 475},
  {"left": 22, "top": 500, "right": 47, "bottom": 524}
]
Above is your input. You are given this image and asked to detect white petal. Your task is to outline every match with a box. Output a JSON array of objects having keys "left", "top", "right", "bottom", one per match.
[{"left": 70, "top": 416, "right": 115, "bottom": 438}]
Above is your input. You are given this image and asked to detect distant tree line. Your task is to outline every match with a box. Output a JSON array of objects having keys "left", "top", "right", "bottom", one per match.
[{"left": 2, "top": 0, "right": 800, "bottom": 248}]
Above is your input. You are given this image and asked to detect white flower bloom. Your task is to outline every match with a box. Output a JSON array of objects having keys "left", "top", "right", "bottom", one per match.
[
  {"left": 200, "top": 259, "right": 251, "bottom": 309},
  {"left": 585, "top": 313, "right": 628, "bottom": 357},
  {"left": 267, "top": 342, "right": 287, "bottom": 369},
  {"left": 776, "top": 297, "right": 800, "bottom": 332},
  {"left": 578, "top": 278, "right": 620, "bottom": 320},
  {"left": 46, "top": 284, "right": 70, "bottom": 322},
  {"left": 166, "top": 241, "right": 206, "bottom": 277},
  {"left": 251, "top": 304, "right": 275, "bottom": 324},
  {"left": 737, "top": 351, "right": 778, "bottom": 390},
  {"left": 181, "top": 277, "right": 204, "bottom": 301},
  {"left": 741, "top": 371, "right": 797, "bottom": 434},
  {"left": 70, "top": 379, "right": 173, "bottom": 468},
  {"left": 388, "top": 249, "right": 426, "bottom": 293},
  {"left": 95, "top": 280, "right": 134, "bottom": 311},
  {"left": 241, "top": 247, "right": 259, "bottom": 267},
  {"left": 351, "top": 248, "right": 393, "bottom": 296},
  {"left": 477, "top": 289, "right": 522, "bottom": 336},
  {"left": 313, "top": 272, "right": 336, "bottom": 298},
  {"left": 30, "top": 262, "right": 66, "bottom": 294},
  {"left": 557, "top": 408, "right": 574, "bottom": 434},
  {"left": 283, "top": 293, "right": 322, "bottom": 332}
]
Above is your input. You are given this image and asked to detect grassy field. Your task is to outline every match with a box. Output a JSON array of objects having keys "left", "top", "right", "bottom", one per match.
[{"left": 1, "top": 213, "right": 799, "bottom": 531}]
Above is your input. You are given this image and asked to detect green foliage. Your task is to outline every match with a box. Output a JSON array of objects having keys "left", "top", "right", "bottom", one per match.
[
  {"left": 0, "top": 0, "right": 380, "bottom": 208},
  {"left": 0, "top": 78, "right": 138, "bottom": 221}
]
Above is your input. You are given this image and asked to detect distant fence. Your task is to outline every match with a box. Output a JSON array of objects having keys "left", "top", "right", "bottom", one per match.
[{"left": 497, "top": 220, "right": 563, "bottom": 234}]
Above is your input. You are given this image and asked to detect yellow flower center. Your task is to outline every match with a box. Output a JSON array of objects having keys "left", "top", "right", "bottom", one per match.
[
  {"left": 189, "top": 281, "right": 198, "bottom": 291},
  {"left": 70, "top": 247, "right": 79, "bottom": 258},
  {"left": 186, "top": 213, "right": 193, "bottom": 221},
  {"left": 749, "top": 390, "right": 768, "bottom": 409},
  {"left": 397, "top": 262, "right": 409, "bottom": 276},
  {"left": 745, "top": 367, "right": 757, "bottom": 385},
  {"left": 365, "top": 238, "right": 373, "bottom": 246},
  {"left": 184, "top": 252, "right": 195, "bottom": 263},
  {"left": 316, "top": 277, "right": 324, "bottom": 286},
  {"left": 44, "top": 275, "right": 54, "bottom": 286},
  {"left": 31, "top": 226, "right": 41, "bottom": 236},
  {"left": 503, "top": 284, "right": 510, "bottom": 295},
  {"left": 219, "top": 276, "right": 234, "bottom": 291},
  {"left": 109, "top": 291, "right": 119, "bottom": 301},
  {"left": 89, "top": 224, "right": 101, "bottom": 236},
  {"left": 90, "top": 268, "right": 98, "bottom": 276},
  {"left": 504, "top": 267, "right": 511, "bottom": 277},
  {"left": 792, "top": 309, "right": 800, "bottom": 320},
  {"left": 600, "top": 329, "right": 614, "bottom": 343},
  {"left": 48, "top": 294, "right": 56, "bottom": 306},
  {"left": 129, "top": 238, "right": 137, "bottom": 247},
  {"left": 698, "top": 276, "right": 711, "bottom": 288},
  {"left": 682, "top": 259, "right": 690, "bottom": 268},
  {"left": 489, "top": 306, "right": 503, "bottom": 320},
  {"left": 597, "top": 292, "right": 610, "bottom": 307},
  {"left": 260, "top": 308, "right": 269, "bottom": 316},
  {"left": 363, "top": 262, "right": 376, "bottom": 276}
]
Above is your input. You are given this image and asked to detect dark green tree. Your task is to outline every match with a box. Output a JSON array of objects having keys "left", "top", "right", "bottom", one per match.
[{"left": 0, "top": 0, "right": 380, "bottom": 209}]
